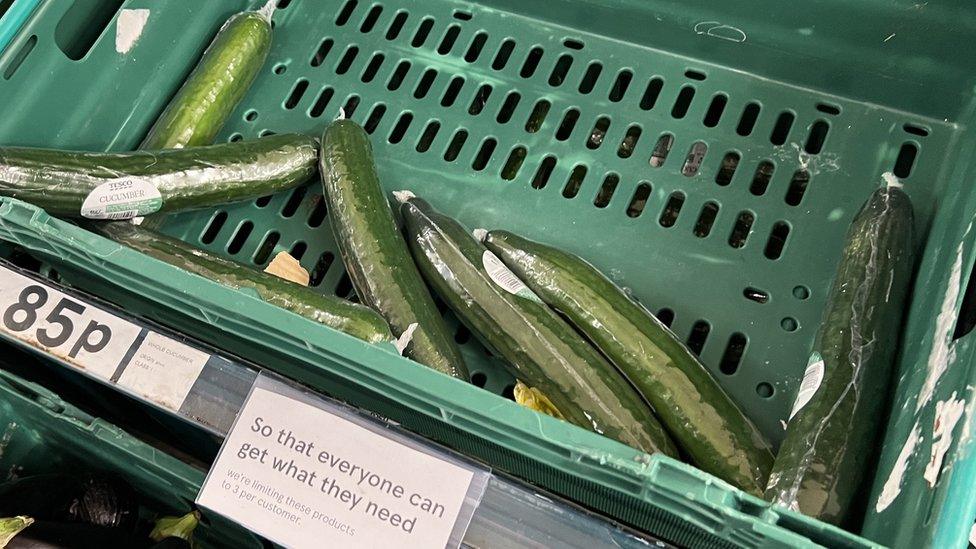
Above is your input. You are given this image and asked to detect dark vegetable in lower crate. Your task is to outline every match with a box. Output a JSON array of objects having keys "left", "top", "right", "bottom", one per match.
[
  {"left": 319, "top": 120, "right": 468, "bottom": 379},
  {"left": 765, "top": 185, "right": 915, "bottom": 525},
  {"left": 483, "top": 229, "right": 774, "bottom": 495},
  {"left": 5, "top": 520, "right": 149, "bottom": 549},
  {"left": 92, "top": 222, "right": 393, "bottom": 345},
  {"left": 399, "top": 194, "right": 678, "bottom": 456},
  {"left": 140, "top": 2, "right": 274, "bottom": 150},
  {"left": 0, "top": 134, "right": 317, "bottom": 219},
  {"left": 0, "top": 474, "right": 138, "bottom": 530}
]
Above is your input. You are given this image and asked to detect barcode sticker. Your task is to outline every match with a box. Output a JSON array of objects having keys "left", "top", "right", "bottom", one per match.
[
  {"left": 482, "top": 251, "right": 543, "bottom": 303},
  {"left": 789, "top": 351, "right": 825, "bottom": 420}
]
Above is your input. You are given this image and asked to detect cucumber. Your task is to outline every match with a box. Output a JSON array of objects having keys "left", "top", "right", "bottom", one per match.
[
  {"left": 140, "top": 2, "right": 274, "bottom": 149},
  {"left": 765, "top": 185, "right": 915, "bottom": 524},
  {"left": 319, "top": 120, "right": 468, "bottom": 379},
  {"left": 92, "top": 222, "right": 393, "bottom": 345},
  {"left": 483, "top": 229, "right": 773, "bottom": 495},
  {"left": 0, "top": 134, "right": 317, "bottom": 219},
  {"left": 399, "top": 194, "right": 678, "bottom": 456}
]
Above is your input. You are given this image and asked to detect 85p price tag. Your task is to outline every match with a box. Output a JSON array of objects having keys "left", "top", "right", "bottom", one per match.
[{"left": 0, "top": 267, "right": 141, "bottom": 379}]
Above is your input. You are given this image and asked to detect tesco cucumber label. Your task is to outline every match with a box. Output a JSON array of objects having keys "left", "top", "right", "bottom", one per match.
[
  {"left": 482, "top": 251, "right": 543, "bottom": 303},
  {"left": 789, "top": 352, "right": 825, "bottom": 420},
  {"left": 81, "top": 179, "right": 162, "bottom": 220}
]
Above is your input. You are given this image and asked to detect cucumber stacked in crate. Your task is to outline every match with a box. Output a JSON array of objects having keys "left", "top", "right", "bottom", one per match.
[{"left": 0, "top": 0, "right": 972, "bottom": 547}]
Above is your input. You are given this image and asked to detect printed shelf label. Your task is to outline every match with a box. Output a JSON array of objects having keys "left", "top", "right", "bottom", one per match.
[
  {"left": 197, "top": 375, "right": 489, "bottom": 549},
  {"left": 0, "top": 265, "right": 210, "bottom": 414}
]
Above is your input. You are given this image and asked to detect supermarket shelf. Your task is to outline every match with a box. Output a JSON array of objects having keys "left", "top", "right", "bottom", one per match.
[{"left": 0, "top": 259, "right": 665, "bottom": 548}]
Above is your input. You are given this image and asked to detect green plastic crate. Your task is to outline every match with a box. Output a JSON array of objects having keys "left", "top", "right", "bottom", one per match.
[
  {"left": 0, "top": 358, "right": 262, "bottom": 548},
  {"left": 0, "top": 0, "right": 974, "bottom": 547}
]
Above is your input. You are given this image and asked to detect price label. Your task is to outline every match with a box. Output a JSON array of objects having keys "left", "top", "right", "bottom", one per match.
[
  {"left": 0, "top": 265, "right": 215, "bottom": 416},
  {"left": 197, "top": 375, "right": 488, "bottom": 549},
  {"left": 0, "top": 268, "right": 141, "bottom": 378}
]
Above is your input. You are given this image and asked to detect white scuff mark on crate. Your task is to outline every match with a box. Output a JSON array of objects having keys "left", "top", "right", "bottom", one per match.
[
  {"left": 924, "top": 392, "right": 966, "bottom": 487},
  {"left": 116, "top": 9, "right": 150, "bottom": 54},
  {"left": 776, "top": 144, "right": 840, "bottom": 175},
  {"left": 884, "top": 33, "right": 896, "bottom": 42},
  {"left": 918, "top": 221, "right": 972, "bottom": 411},
  {"left": 961, "top": 386, "right": 976, "bottom": 444},
  {"left": 875, "top": 422, "right": 922, "bottom": 513},
  {"left": 693, "top": 21, "right": 746, "bottom": 43}
]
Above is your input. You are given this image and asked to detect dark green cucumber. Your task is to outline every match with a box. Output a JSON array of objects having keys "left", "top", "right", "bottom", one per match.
[
  {"left": 399, "top": 195, "right": 678, "bottom": 456},
  {"left": 765, "top": 186, "right": 914, "bottom": 524},
  {"left": 140, "top": 3, "right": 274, "bottom": 149},
  {"left": 483, "top": 229, "right": 773, "bottom": 495},
  {"left": 319, "top": 120, "right": 467, "bottom": 379},
  {"left": 93, "top": 222, "right": 393, "bottom": 345},
  {"left": 0, "top": 134, "right": 317, "bottom": 218}
]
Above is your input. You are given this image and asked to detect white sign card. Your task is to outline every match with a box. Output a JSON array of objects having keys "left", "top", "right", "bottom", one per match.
[{"left": 197, "top": 374, "right": 489, "bottom": 549}]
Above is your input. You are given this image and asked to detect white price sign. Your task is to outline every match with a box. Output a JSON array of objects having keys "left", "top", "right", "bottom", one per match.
[
  {"left": 198, "top": 375, "right": 488, "bottom": 549},
  {"left": 0, "top": 265, "right": 211, "bottom": 413},
  {"left": 0, "top": 267, "right": 141, "bottom": 378}
]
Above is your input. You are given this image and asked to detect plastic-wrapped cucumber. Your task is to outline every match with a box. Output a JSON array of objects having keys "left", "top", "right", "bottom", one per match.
[
  {"left": 0, "top": 134, "right": 317, "bottom": 219},
  {"left": 140, "top": 1, "right": 275, "bottom": 149},
  {"left": 483, "top": 229, "right": 773, "bottom": 495},
  {"left": 319, "top": 120, "right": 467, "bottom": 378},
  {"left": 765, "top": 185, "right": 915, "bottom": 524},
  {"left": 399, "top": 194, "right": 677, "bottom": 456},
  {"left": 93, "top": 222, "right": 393, "bottom": 345}
]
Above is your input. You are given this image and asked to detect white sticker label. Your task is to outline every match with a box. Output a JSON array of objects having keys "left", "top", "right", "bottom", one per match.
[
  {"left": 481, "top": 251, "right": 542, "bottom": 303},
  {"left": 0, "top": 267, "right": 142, "bottom": 378},
  {"left": 81, "top": 179, "right": 162, "bottom": 220},
  {"left": 789, "top": 352, "right": 825, "bottom": 420},
  {"left": 117, "top": 332, "right": 209, "bottom": 410},
  {"left": 198, "top": 376, "right": 485, "bottom": 549}
]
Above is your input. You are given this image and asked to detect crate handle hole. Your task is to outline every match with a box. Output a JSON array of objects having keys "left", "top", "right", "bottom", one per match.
[{"left": 55, "top": 0, "right": 124, "bottom": 61}]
